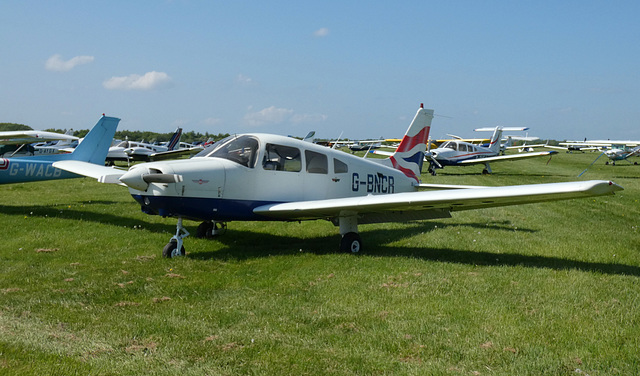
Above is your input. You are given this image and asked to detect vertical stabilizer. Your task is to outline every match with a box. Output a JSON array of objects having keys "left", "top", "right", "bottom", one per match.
[
  {"left": 166, "top": 128, "right": 183, "bottom": 151},
  {"left": 70, "top": 116, "right": 120, "bottom": 164},
  {"left": 487, "top": 127, "right": 503, "bottom": 154},
  {"left": 388, "top": 104, "right": 434, "bottom": 183}
]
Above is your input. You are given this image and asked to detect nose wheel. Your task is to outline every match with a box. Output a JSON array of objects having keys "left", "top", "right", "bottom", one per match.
[{"left": 163, "top": 217, "right": 189, "bottom": 258}]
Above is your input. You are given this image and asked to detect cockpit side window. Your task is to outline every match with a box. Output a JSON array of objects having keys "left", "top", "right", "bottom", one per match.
[
  {"left": 263, "top": 143, "right": 301, "bottom": 172},
  {"left": 333, "top": 158, "right": 348, "bottom": 173},
  {"left": 197, "top": 135, "right": 258, "bottom": 167},
  {"left": 305, "top": 150, "right": 328, "bottom": 174}
]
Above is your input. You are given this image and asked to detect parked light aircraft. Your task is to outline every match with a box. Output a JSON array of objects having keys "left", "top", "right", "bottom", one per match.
[
  {"left": 0, "top": 129, "right": 78, "bottom": 158},
  {"left": 602, "top": 145, "right": 640, "bottom": 165},
  {"left": 0, "top": 115, "right": 119, "bottom": 184},
  {"left": 54, "top": 105, "right": 622, "bottom": 257},
  {"left": 106, "top": 128, "right": 201, "bottom": 164},
  {"left": 424, "top": 127, "right": 557, "bottom": 175},
  {"left": 33, "top": 129, "right": 79, "bottom": 155}
]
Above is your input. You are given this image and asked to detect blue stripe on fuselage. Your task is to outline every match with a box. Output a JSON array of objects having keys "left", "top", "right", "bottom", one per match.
[{"left": 131, "top": 194, "right": 282, "bottom": 221}]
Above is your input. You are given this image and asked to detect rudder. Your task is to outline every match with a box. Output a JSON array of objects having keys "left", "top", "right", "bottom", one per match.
[{"left": 388, "top": 104, "right": 434, "bottom": 183}]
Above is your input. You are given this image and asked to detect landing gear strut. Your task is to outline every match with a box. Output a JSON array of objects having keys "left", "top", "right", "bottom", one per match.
[
  {"left": 163, "top": 217, "right": 189, "bottom": 258},
  {"left": 482, "top": 162, "right": 492, "bottom": 175}
]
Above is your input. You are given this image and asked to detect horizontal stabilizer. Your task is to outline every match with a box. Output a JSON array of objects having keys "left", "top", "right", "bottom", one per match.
[{"left": 52, "top": 160, "right": 126, "bottom": 184}]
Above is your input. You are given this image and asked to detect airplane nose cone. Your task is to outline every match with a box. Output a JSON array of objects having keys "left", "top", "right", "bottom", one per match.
[{"left": 120, "top": 167, "right": 150, "bottom": 191}]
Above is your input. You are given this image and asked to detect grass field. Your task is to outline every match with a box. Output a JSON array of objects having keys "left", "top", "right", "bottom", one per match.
[{"left": 1, "top": 151, "right": 639, "bottom": 375}]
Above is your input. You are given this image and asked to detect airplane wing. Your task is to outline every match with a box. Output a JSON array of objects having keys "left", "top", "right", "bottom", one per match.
[
  {"left": 148, "top": 147, "right": 204, "bottom": 161},
  {"left": 505, "top": 143, "right": 547, "bottom": 150},
  {"left": 0, "top": 131, "right": 78, "bottom": 145},
  {"left": 254, "top": 180, "right": 621, "bottom": 224},
  {"left": 52, "top": 160, "right": 127, "bottom": 184},
  {"left": 458, "top": 150, "right": 557, "bottom": 165}
]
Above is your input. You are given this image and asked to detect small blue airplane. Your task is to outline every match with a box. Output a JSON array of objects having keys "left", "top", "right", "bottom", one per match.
[{"left": 0, "top": 115, "right": 120, "bottom": 184}]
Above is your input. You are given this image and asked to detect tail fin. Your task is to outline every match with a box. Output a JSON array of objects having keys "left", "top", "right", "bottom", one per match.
[
  {"left": 488, "top": 127, "right": 503, "bottom": 153},
  {"left": 70, "top": 115, "right": 120, "bottom": 164},
  {"left": 475, "top": 126, "right": 528, "bottom": 154},
  {"left": 166, "top": 128, "right": 183, "bottom": 151},
  {"left": 388, "top": 104, "right": 434, "bottom": 183}
]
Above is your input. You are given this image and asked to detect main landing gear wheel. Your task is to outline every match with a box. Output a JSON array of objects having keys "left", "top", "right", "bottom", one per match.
[
  {"left": 195, "top": 221, "right": 227, "bottom": 238},
  {"left": 340, "top": 232, "right": 362, "bottom": 253},
  {"left": 163, "top": 239, "right": 185, "bottom": 258}
]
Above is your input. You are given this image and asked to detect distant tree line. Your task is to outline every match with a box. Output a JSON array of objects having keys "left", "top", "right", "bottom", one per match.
[
  {"left": 0, "top": 123, "right": 31, "bottom": 131},
  {"left": 0, "top": 123, "right": 229, "bottom": 144}
]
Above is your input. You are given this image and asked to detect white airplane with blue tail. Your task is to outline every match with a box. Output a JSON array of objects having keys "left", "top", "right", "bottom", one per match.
[
  {"left": 0, "top": 115, "right": 119, "bottom": 184},
  {"left": 54, "top": 105, "right": 622, "bottom": 257}
]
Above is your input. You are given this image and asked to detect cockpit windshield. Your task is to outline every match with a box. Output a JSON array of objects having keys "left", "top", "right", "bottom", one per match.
[
  {"left": 195, "top": 135, "right": 259, "bottom": 167},
  {"left": 441, "top": 141, "right": 457, "bottom": 151}
]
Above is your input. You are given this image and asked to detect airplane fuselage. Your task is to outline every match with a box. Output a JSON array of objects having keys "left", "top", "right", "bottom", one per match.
[
  {"left": 125, "top": 133, "right": 416, "bottom": 222},
  {"left": 0, "top": 156, "right": 79, "bottom": 184},
  {"left": 430, "top": 142, "right": 496, "bottom": 166}
]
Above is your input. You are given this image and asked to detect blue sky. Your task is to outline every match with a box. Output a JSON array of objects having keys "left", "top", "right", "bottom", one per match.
[{"left": 2, "top": 1, "right": 639, "bottom": 141}]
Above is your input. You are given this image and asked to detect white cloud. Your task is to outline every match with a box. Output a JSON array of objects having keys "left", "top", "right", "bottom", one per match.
[
  {"left": 236, "top": 74, "right": 253, "bottom": 84},
  {"left": 244, "top": 106, "right": 294, "bottom": 127},
  {"left": 45, "top": 54, "right": 94, "bottom": 71},
  {"left": 313, "top": 28, "right": 330, "bottom": 37},
  {"left": 244, "top": 106, "right": 327, "bottom": 127},
  {"left": 103, "top": 71, "right": 173, "bottom": 91}
]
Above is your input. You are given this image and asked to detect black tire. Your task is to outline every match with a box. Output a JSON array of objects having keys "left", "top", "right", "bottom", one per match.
[
  {"left": 162, "top": 240, "right": 185, "bottom": 258},
  {"left": 340, "top": 232, "right": 362, "bottom": 253},
  {"left": 195, "top": 221, "right": 213, "bottom": 238}
]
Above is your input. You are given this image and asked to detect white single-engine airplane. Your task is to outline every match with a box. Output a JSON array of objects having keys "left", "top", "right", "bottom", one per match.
[
  {"left": 0, "top": 129, "right": 78, "bottom": 158},
  {"left": 54, "top": 105, "right": 622, "bottom": 257},
  {"left": 424, "top": 126, "right": 557, "bottom": 175},
  {"left": 0, "top": 115, "right": 119, "bottom": 184},
  {"left": 106, "top": 128, "right": 201, "bottom": 164}
]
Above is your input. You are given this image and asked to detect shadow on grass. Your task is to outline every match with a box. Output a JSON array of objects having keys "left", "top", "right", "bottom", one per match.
[
  {"left": 0, "top": 204, "right": 175, "bottom": 235},
  {"left": 191, "top": 223, "right": 640, "bottom": 278},
  {"left": 5, "top": 203, "right": 638, "bottom": 277}
]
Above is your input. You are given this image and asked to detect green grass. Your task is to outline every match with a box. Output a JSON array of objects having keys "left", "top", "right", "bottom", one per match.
[{"left": 1, "top": 151, "right": 639, "bottom": 375}]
